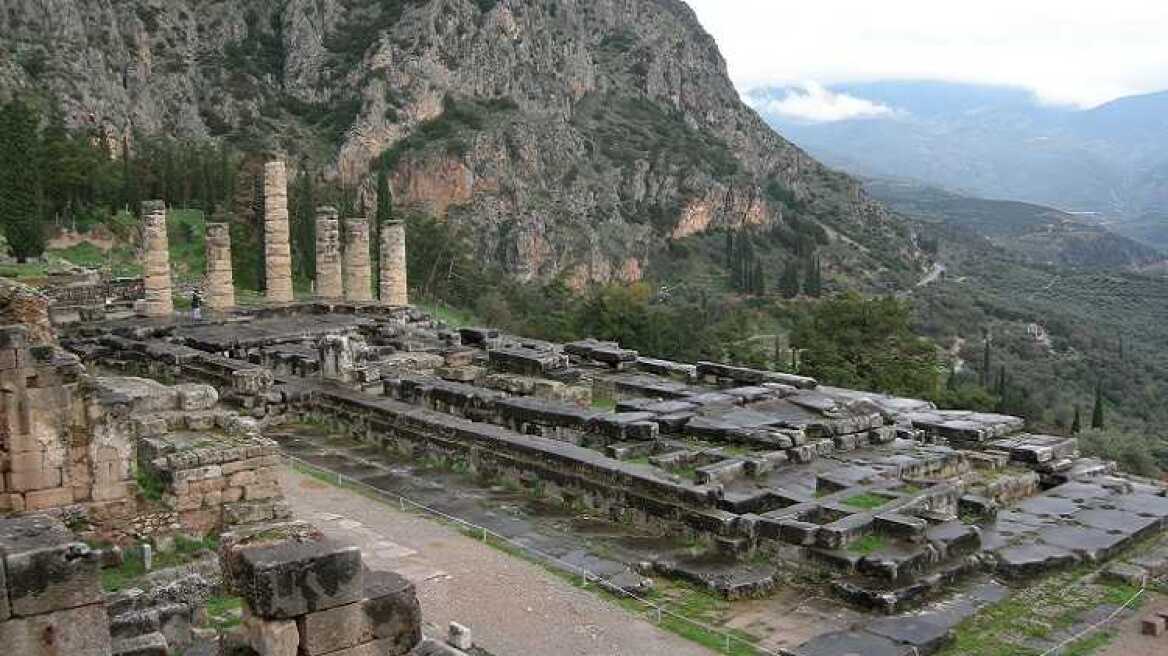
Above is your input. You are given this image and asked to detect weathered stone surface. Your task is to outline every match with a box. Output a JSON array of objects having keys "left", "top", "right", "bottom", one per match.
[
  {"left": 112, "top": 631, "right": 168, "bottom": 656},
  {"left": 343, "top": 219, "right": 373, "bottom": 302},
  {"left": 315, "top": 207, "right": 344, "bottom": 300},
  {"left": 379, "top": 220, "right": 408, "bottom": 306},
  {"left": 264, "top": 161, "right": 294, "bottom": 304},
  {"left": 0, "top": 514, "right": 102, "bottom": 617},
  {"left": 0, "top": 602, "right": 112, "bottom": 656},
  {"left": 204, "top": 221, "right": 235, "bottom": 312},
  {"left": 244, "top": 610, "right": 299, "bottom": 656},
  {"left": 224, "top": 531, "right": 364, "bottom": 619},
  {"left": 140, "top": 200, "right": 173, "bottom": 317},
  {"left": 297, "top": 570, "right": 420, "bottom": 656}
]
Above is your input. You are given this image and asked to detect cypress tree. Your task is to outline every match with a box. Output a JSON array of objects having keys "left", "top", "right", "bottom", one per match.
[
  {"left": 779, "top": 260, "right": 801, "bottom": 298},
  {"left": 0, "top": 99, "right": 46, "bottom": 262},
  {"left": 372, "top": 167, "right": 393, "bottom": 297},
  {"left": 290, "top": 159, "right": 316, "bottom": 285},
  {"left": 1071, "top": 406, "right": 1082, "bottom": 434},
  {"left": 1091, "top": 384, "right": 1105, "bottom": 430},
  {"left": 981, "top": 333, "right": 992, "bottom": 388}
]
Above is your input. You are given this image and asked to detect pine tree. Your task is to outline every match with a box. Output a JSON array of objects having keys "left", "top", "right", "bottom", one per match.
[
  {"left": 779, "top": 260, "right": 801, "bottom": 298},
  {"left": 1091, "top": 384, "right": 1105, "bottom": 430},
  {"left": 1071, "top": 406, "right": 1082, "bottom": 435},
  {"left": 0, "top": 99, "right": 46, "bottom": 262}
]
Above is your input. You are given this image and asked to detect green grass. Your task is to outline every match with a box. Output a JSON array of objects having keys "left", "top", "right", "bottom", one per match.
[
  {"left": 841, "top": 492, "right": 891, "bottom": 510},
  {"left": 0, "top": 262, "right": 48, "bottom": 280},
  {"left": 846, "top": 535, "right": 886, "bottom": 554},
  {"left": 204, "top": 594, "right": 244, "bottom": 630},
  {"left": 416, "top": 300, "right": 480, "bottom": 328},
  {"left": 101, "top": 535, "right": 219, "bottom": 592}
]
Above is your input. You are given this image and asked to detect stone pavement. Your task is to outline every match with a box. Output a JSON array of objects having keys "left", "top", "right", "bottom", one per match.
[{"left": 280, "top": 469, "right": 716, "bottom": 656}]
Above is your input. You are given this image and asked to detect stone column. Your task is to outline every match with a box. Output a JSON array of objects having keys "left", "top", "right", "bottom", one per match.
[
  {"left": 204, "top": 222, "right": 235, "bottom": 312},
  {"left": 342, "top": 218, "right": 373, "bottom": 302},
  {"left": 141, "top": 199, "right": 173, "bottom": 317},
  {"left": 263, "top": 160, "right": 294, "bottom": 303},
  {"left": 378, "top": 220, "right": 408, "bottom": 306},
  {"left": 315, "top": 207, "right": 343, "bottom": 300}
]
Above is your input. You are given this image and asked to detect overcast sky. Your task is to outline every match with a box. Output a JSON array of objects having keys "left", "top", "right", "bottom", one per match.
[{"left": 685, "top": 0, "right": 1168, "bottom": 121}]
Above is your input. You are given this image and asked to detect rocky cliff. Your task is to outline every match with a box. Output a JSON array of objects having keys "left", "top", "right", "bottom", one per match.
[{"left": 0, "top": 0, "right": 926, "bottom": 286}]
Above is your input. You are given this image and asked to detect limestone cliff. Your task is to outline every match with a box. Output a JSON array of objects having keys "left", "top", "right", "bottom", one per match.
[{"left": 0, "top": 0, "right": 926, "bottom": 286}]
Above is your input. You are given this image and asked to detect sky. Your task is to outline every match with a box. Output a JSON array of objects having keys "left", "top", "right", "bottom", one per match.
[{"left": 684, "top": 0, "right": 1168, "bottom": 121}]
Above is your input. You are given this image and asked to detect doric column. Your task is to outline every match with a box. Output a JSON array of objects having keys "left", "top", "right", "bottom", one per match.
[
  {"left": 342, "top": 218, "right": 372, "bottom": 302},
  {"left": 204, "top": 221, "right": 235, "bottom": 312},
  {"left": 315, "top": 207, "right": 343, "bottom": 300},
  {"left": 378, "top": 220, "right": 408, "bottom": 306},
  {"left": 263, "top": 160, "right": 294, "bottom": 303},
  {"left": 141, "top": 200, "right": 173, "bottom": 317}
]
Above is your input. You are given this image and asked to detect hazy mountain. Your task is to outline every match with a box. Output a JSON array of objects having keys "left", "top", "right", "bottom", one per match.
[
  {"left": 865, "top": 178, "right": 1166, "bottom": 270},
  {"left": 754, "top": 81, "right": 1168, "bottom": 249}
]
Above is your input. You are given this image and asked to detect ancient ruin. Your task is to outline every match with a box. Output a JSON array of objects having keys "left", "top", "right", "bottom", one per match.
[
  {"left": 205, "top": 221, "right": 235, "bottom": 312},
  {"left": 263, "top": 161, "right": 294, "bottom": 304},
  {"left": 140, "top": 200, "right": 173, "bottom": 318},
  {"left": 380, "top": 220, "right": 408, "bottom": 306},
  {"left": 314, "top": 207, "right": 343, "bottom": 300},
  {"left": 3, "top": 176, "right": 1166, "bottom": 656},
  {"left": 342, "top": 218, "right": 373, "bottom": 303}
]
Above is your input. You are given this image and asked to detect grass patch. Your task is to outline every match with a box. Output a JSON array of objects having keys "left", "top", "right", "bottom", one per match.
[
  {"left": 204, "top": 594, "right": 244, "bottom": 630},
  {"left": 416, "top": 300, "right": 480, "bottom": 328},
  {"left": 846, "top": 535, "right": 886, "bottom": 554},
  {"left": 135, "top": 465, "right": 166, "bottom": 502},
  {"left": 101, "top": 535, "right": 219, "bottom": 592},
  {"left": 841, "top": 492, "right": 890, "bottom": 510}
]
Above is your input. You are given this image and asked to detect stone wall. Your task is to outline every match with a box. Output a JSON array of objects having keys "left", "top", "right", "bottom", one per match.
[{"left": 0, "top": 278, "right": 56, "bottom": 345}]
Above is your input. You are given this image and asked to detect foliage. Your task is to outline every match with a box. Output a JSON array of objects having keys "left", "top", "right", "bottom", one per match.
[
  {"left": 376, "top": 95, "right": 517, "bottom": 172},
  {"left": 1077, "top": 429, "right": 1164, "bottom": 478},
  {"left": 0, "top": 99, "right": 46, "bottom": 261},
  {"left": 289, "top": 160, "right": 316, "bottom": 285},
  {"left": 793, "top": 292, "right": 943, "bottom": 397}
]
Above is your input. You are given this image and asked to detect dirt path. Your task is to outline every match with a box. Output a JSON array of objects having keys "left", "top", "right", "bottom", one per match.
[
  {"left": 280, "top": 469, "right": 715, "bottom": 656},
  {"left": 1097, "top": 592, "right": 1168, "bottom": 656}
]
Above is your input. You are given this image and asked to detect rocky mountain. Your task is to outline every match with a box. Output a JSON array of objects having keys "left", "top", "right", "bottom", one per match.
[
  {"left": 754, "top": 81, "right": 1168, "bottom": 250},
  {"left": 865, "top": 178, "right": 1167, "bottom": 271},
  {"left": 0, "top": 0, "right": 926, "bottom": 288}
]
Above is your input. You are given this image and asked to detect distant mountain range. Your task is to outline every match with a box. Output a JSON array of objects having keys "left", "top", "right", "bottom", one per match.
[
  {"left": 864, "top": 178, "right": 1167, "bottom": 271},
  {"left": 752, "top": 81, "right": 1168, "bottom": 250}
]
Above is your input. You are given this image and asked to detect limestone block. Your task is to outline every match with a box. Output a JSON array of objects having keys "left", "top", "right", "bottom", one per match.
[
  {"left": 448, "top": 622, "right": 473, "bottom": 650},
  {"left": 244, "top": 610, "right": 299, "bottom": 656},
  {"left": 176, "top": 383, "right": 219, "bottom": 411},
  {"left": 112, "top": 631, "right": 168, "bottom": 656},
  {"left": 296, "top": 570, "right": 420, "bottom": 656},
  {"left": 315, "top": 208, "right": 344, "bottom": 300},
  {"left": 204, "top": 221, "right": 236, "bottom": 311},
  {"left": 342, "top": 218, "right": 373, "bottom": 302},
  {"left": 264, "top": 161, "right": 294, "bottom": 304},
  {"left": 224, "top": 531, "right": 364, "bottom": 619},
  {"left": 23, "top": 486, "right": 76, "bottom": 511},
  {"left": 379, "top": 220, "right": 408, "bottom": 306},
  {"left": 0, "top": 602, "right": 113, "bottom": 656}
]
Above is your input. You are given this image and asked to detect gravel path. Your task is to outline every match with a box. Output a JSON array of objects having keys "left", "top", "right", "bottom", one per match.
[{"left": 281, "top": 469, "right": 715, "bottom": 656}]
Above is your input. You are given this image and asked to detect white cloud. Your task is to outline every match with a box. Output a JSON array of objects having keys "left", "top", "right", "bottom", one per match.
[
  {"left": 748, "top": 83, "right": 896, "bottom": 122},
  {"left": 684, "top": 0, "right": 1168, "bottom": 108}
]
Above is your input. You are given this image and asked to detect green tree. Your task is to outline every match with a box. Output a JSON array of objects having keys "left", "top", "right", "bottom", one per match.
[
  {"left": 373, "top": 167, "right": 394, "bottom": 297},
  {"left": 792, "top": 292, "right": 941, "bottom": 397},
  {"left": 779, "top": 260, "right": 801, "bottom": 299},
  {"left": 1091, "top": 384, "right": 1105, "bottom": 430},
  {"left": 0, "top": 99, "right": 46, "bottom": 261}
]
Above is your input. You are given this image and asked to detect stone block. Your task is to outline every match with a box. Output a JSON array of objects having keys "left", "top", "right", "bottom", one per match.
[
  {"left": 1142, "top": 615, "right": 1166, "bottom": 636},
  {"left": 0, "top": 602, "right": 112, "bottom": 656},
  {"left": 244, "top": 610, "right": 300, "bottom": 656},
  {"left": 176, "top": 384, "right": 219, "bottom": 411},
  {"left": 296, "top": 570, "right": 420, "bottom": 655},
  {"left": 0, "top": 514, "right": 102, "bottom": 616},
  {"left": 224, "top": 530, "right": 364, "bottom": 619},
  {"left": 447, "top": 622, "right": 473, "bottom": 650},
  {"left": 112, "top": 631, "right": 168, "bottom": 656}
]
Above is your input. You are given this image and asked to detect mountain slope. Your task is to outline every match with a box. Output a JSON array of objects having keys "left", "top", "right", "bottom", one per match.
[
  {"left": 0, "top": 0, "right": 926, "bottom": 288},
  {"left": 754, "top": 81, "right": 1168, "bottom": 249},
  {"left": 865, "top": 178, "right": 1166, "bottom": 270}
]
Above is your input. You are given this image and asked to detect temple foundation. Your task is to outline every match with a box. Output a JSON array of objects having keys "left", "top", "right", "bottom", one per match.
[
  {"left": 263, "top": 160, "right": 294, "bottom": 303},
  {"left": 140, "top": 200, "right": 173, "bottom": 317},
  {"left": 343, "top": 218, "right": 373, "bottom": 302},
  {"left": 315, "top": 207, "right": 343, "bottom": 300},
  {"left": 379, "top": 220, "right": 408, "bottom": 306},
  {"left": 204, "top": 221, "right": 235, "bottom": 312}
]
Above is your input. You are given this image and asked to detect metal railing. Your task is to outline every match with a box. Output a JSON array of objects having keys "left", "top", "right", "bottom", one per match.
[{"left": 283, "top": 453, "right": 785, "bottom": 656}]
